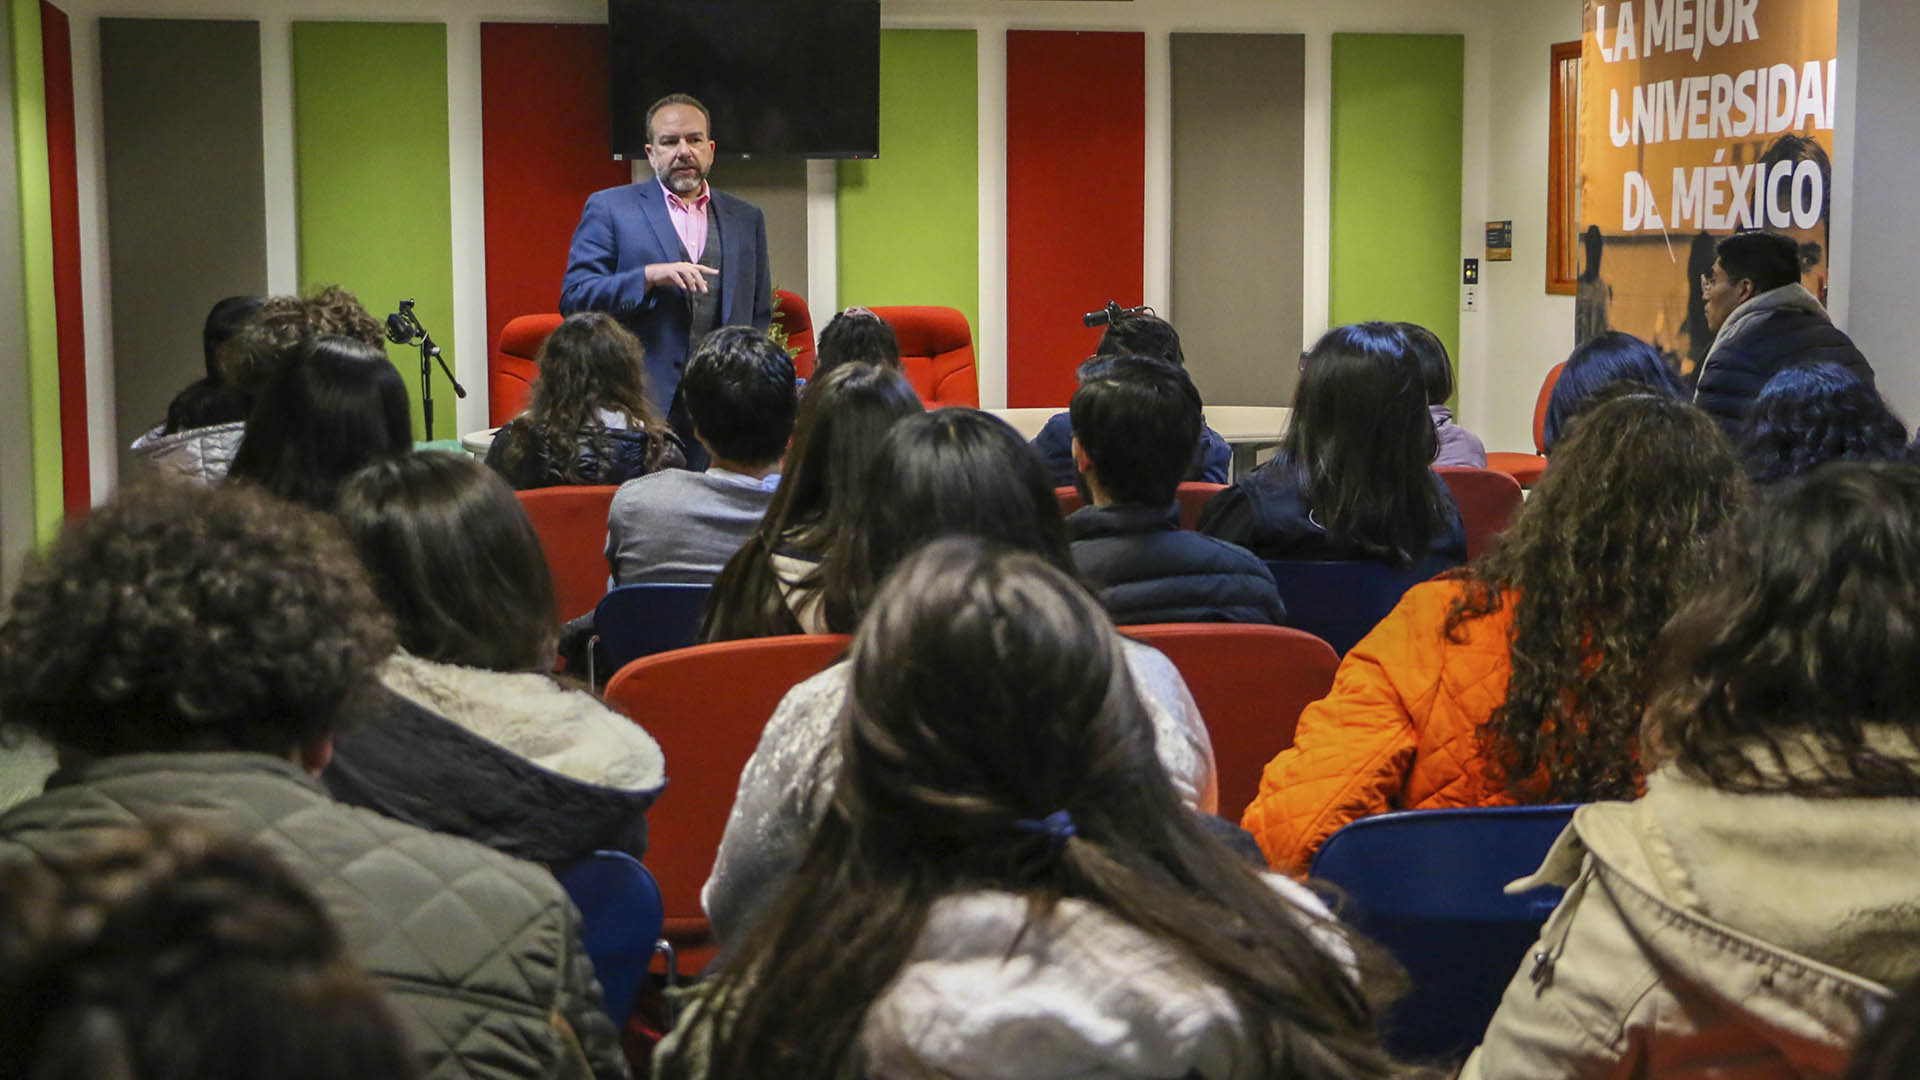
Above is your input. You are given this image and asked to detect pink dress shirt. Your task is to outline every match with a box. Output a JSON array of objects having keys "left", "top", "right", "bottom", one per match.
[{"left": 660, "top": 179, "right": 711, "bottom": 262}]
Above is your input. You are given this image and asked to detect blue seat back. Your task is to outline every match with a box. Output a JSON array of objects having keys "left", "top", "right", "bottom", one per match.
[
  {"left": 595, "top": 583, "right": 712, "bottom": 675},
  {"left": 1264, "top": 555, "right": 1457, "bottom": 655},
  {"left": 1309, "top": 805, "right": 1578, "bottom": 1063},
  {"left": 555, "top": 851, "right": 665, "bottom": 1024}
]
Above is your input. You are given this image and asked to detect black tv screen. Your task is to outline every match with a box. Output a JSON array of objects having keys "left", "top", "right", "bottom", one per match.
[{"left": 608, "top": 0, "right": 880, "bottom": 159}]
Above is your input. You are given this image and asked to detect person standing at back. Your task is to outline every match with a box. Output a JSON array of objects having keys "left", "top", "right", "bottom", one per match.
[{"left": 561, "top": 93, "right": 773, "bottom": 469}]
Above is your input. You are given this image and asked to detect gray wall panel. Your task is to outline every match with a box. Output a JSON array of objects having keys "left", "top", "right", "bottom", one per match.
[
  {"left": 1170, "top": 33, "right": 1306, "bottom": 408},
  {"left": 101, "top": 18, "right": 266, "bottom": 478},
  {"left": 720, "top": 156, "right": 810, "bottom": 302}
]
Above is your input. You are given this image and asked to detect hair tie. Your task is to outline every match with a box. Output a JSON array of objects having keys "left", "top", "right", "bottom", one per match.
[{"left": 1013, "top": 810, "right": 1076, "bottom": 845}]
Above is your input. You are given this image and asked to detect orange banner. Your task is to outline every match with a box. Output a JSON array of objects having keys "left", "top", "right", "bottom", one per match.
[{"left": 1576, "top": 0, "right": 1837, "bottom": 375}]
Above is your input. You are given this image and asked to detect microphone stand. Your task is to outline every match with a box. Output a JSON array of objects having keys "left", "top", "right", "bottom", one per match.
[{"left": 389, "top": 301, "right": 467, "bottom": 439}]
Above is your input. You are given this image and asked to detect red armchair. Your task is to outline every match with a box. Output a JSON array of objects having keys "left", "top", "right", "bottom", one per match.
[
  {"left": 869, "top": 305, "right": 978, "bottom": 408},
  {"left": 774, "top": 289, "right": 816, "bottom": 377},
  {"left": 490, "top": 313, "right": 563, "bottom": 426},
  {"left": 1484, "top": 361, "right": 1565, "bottom": 489}
]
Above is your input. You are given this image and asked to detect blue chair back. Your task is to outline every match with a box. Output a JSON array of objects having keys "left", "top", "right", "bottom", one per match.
[
  {"left": 554, "top": 851, "right": 665, "bottom": 1024},
  {"left": 1310, "top": 804, "right": 1578, "bottom": 1063},
  {"left": 595, "top": 583, "right": 712, "bottom": 675},
  {"left": 1264, "top": 554, "right": 1457, "bottom": 655}
]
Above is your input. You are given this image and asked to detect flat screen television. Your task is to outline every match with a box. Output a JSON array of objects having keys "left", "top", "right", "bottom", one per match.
[{"left": 608, "top": 0, "right": 881, "bottom": 159}]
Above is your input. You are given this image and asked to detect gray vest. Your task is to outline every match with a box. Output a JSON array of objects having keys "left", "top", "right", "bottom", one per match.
[{"left": 687, "top": 206, "right": 723, "bottom": 347}]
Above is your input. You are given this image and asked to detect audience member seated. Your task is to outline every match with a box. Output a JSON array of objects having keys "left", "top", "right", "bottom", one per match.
[
  {"left": 606, "top": 326, "right": 795, "bottom": 586},
  {"left": 1540, "top": 330, "right": 1686, "bottom": 453},
  {"left": 1738, "top": 361, "right": 1908, "bottom": 485},
  {"left": 325, "top": 452, "right": 664, "bottom": 866},
  {"left": 132, "top": 287, "right": 388, "bottom": 484},
  {"left": 227, "top": 335, "right": 413, "bottom": 512},
  {"left": 0, "top": 480, "right": 624, "bottom": 1079},
  {"left": 0, "top": 824, "right": 417, "bottom": 1080},
  {"left": 128, "top": 296, "right": 262, "bottom": 481},
  {"left": 658, "top": 539, "right": 1408, "bottom": 1080},
  {"left": 1402, "top": 321, "right": 1487, "bottom": 467},
  {"left": 1199, "top": 322, "right": 1466, "bottom": 566},
  {"left": 1242, "top": 391, "right": 1746, "bottom": 874},
  {"left": 1695, "top": 229, "right": 1874, "bottom": 435},
  {"left": 1031, "top": 312, "right": 1232, "bottom": 486},
  {"left": 701, "top": 408, "right": 1218, "bottom": 944},
  {"left": 485, "top": 311, "right": 686, "bottom": 490},
  {"left": 1462, "top": 462, "right": 1920, "bottom": 1078},
  {"left": 703, "top": 361, "right": 922, "bottom": 638},
  {"left": 1065, "top": 354, "right": 1284, "bottom": 625},
  {"left": 810, "top": 306, "right": 900, "bottom": 378}
]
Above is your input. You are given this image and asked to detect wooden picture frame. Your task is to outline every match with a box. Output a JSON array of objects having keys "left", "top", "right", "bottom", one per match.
[{"left": 1546, "top": 40, "right": 1581, "bottom": 295}]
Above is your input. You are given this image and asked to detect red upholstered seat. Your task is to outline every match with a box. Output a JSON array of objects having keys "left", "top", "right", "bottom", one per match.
[
  {"left": 514, "top": 484, "right": 617, "bottom": 623},
  {"left": 490, "top": 313, "right": 564, "bottom": 425},
  {"left": 1485, "top": 361, "right": 1565, "bottom": 489},
  {"left": 1435, "top": 466, "right": 1524, "bottom": 561},
  {"left": 1118, "top": 623, "right": 1338, "bottom": 821},
  {"left": 1054, "top": 482, "right": 1228, "bottom": 531},
  {"left": 774, "top": 289, "right": 816, "bottom": 377},
  {"left": 869, "top": 305, "right": 978, "bottom": 408},
  {"left": 601, "top": 634, "right": 853, "bottom": 973}
]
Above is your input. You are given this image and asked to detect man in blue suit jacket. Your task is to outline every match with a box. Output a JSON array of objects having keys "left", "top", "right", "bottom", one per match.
[{"left": 561, "top": 94, "right": 772, "bottom": 466}]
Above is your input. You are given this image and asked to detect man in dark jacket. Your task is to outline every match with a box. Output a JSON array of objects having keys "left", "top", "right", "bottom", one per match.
[
  {"left": 0, "top": 481, "right": 627, "bottom": 1080},
  {"left": 1065, "top": 355, "right": 1285, "bottom": 625},
  {"left": 1696, "top": 231, "right": 1872, "bottom": 434}
]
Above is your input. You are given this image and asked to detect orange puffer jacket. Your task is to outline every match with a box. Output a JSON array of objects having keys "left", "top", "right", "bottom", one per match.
[{"left": 1243, "top": 577, "right": 1534, "bottom": 874}]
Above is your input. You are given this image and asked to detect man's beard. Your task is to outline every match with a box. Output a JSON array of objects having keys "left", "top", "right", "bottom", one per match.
[{"left": 658, "top": 160, "right": 707, "bottom": 195}]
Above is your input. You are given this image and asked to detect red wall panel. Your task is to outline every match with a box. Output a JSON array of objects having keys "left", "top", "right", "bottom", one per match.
[
  {"left": 479, "top": 23, "right": 631, "bottom": 410},
  {"left": 41, "top": 1, "right": 87, "bottom": 513},
  {"left": 1005, "top": 30, "right": 1145, "bottom": 407}
]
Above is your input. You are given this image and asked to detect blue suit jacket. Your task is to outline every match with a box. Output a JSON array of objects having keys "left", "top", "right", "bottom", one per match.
[{"left": 559, "top": 181, "right": 773, "bottom": 410}]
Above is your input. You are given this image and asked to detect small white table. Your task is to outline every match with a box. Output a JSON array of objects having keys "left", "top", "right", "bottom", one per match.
[
  {"left": 1203, "top": 405, "right": 1291, "bottom": 479},
  {"left": 460, "top": 427, "right": 500, "bottom": 457}
]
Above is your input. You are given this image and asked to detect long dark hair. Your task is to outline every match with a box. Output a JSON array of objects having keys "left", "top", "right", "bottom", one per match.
[
  {"left": 1277, "top": 322, "right": 1449, "bottom": 565},
  {"left": 818, "top": 408, "right": 1073, "bottom": 632},
  {"left": 664, "top": 539, "right": 1410, "bottom": 1080},
  {"left": 1738, "top": 361, "right": 1908, "bottom": 485},
  {"left": 525, "top": 312, "right": 672, "bottom": 481},
  {"left": 1449, "top": 391, "right": 1746, "bottom": 801},
  {"left": 228, "top": 335, "right": 412, "bottom": 511},
  {"left": 335, "top": 452, "right": 557, "bottom": 672},
  {"left": 703, "top": 362, "right": 921, "bottom": 640},
  {"left": 1644, "top": 462, "right": 1920, "bottom": 798}
]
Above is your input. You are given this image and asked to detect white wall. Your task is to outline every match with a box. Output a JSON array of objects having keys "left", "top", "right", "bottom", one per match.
[
  {"left": 1477, "top": 0, "right": 1582, "bottom": 453},
  {"left": 1833, "top": 0, "right": 1920, "bottom": 427}
]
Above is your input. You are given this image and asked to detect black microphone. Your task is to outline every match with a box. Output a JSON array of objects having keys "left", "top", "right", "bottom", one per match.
[
  {"left": 385, "top": 299, "right": 418, "bottom": 345},
  {"left": 1082, "top": 300, "right": 1153, "bottom": 328}
]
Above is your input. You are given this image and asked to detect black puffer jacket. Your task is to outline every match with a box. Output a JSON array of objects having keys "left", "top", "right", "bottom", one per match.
[
  {"left": 485, "top": 418, "right": 685, "bottom": 490},
  {"left": 1695, "top": 285, "right": 1873, "bottom": 435},
  {"left": 1067, "top": 503, "right": 1286, "bottom": 626}
]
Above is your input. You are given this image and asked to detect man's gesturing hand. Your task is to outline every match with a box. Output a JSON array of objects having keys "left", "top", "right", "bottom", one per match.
[{"left": 645, "top": 262, "right": 721, "bottom": 293}]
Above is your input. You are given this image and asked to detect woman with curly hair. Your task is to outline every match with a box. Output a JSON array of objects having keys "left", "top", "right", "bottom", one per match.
[
  {"left": 1737, "top": 361, "right": 1907, "bottom": 485},
  {"left": 660, "top": 539, "right": 1422, "bottom": 1080},
  {"left": 485, "top": 312, "right": 685, "bottom": 489},
  {"left": 0, "top": 824, "right": 417, "bottom": 1080},
  {"left": 1199, "top": 322, "right": 1466, "bottom": 567},
  {"left": 1462, "top": 462, "right": 1920, "bottom": 1078},
  {"left": 0, "top": 480, "right": 626, "bottom": 1080},
  {"left": 1241, "top": 391, "right": 1746, "bottom": 873},
  {"left": 701, "top": 361, "right": 922, "bottom": 639}
]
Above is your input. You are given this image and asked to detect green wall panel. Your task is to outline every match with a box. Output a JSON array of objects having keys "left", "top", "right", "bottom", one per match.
[
  {"left": 291, "top": 21, "right": 454, "bottom": 440},
  {"left": 1329, "top": 33, "right": 1464, "bottom": 384},
  {"left": 10, "top": 0, "right": 60, "bottom": 540},
  {"left": 836, "top": 29, "right": 977, "bottom": 337}
]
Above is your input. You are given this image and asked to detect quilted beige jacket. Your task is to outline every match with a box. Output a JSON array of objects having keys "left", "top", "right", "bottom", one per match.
[
  {"left": 1461, "top": 755, "right": 1918, "bottom": 1079},
  {"left": 0, "top": 752, "right": 629, "bottom": 1080}
]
